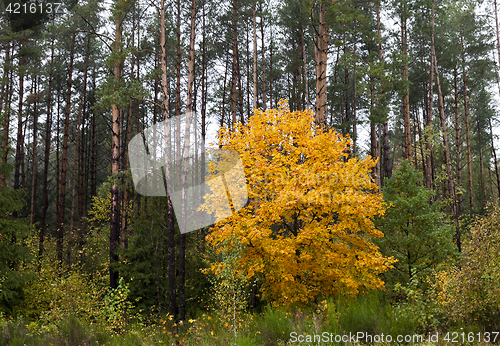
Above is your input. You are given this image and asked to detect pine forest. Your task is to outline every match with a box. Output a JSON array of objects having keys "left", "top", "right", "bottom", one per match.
[{"left": 1, "top": 0, "right": 500, "bottom": 345}]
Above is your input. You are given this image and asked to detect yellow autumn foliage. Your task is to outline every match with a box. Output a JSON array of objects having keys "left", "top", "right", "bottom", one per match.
[{"left": 203, "top": 100, "right": 395, "bottom": 306}]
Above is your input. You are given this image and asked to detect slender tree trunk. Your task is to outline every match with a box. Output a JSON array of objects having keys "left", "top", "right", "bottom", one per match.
[
  {"left": 488, "top": 163, "right": 495, "bottom": 201},
  {"left": 236, "top": 34, "right": 244, "bottom": 124},
  {"left": 352, "top": 44, "right": 357, "bottom": 156},
  {"left": 39, "top": 43, "right": 54, "bottom": 265},
  {"left": 246, "top": 24, "right": 250, "bottom": 120},
  {"left": 260, "top": 2, "right": 267, "bottom": 111},
  {"left": 314, "top": 2, "right": 329, "bottom": 127},
  {"left": 370, "top": 79, "right": 376, "bottom": 158},
  {"left": 454, "top": 68, "right": 463, "bottom": 215},
  {"left": 68, "top": 37, "right": 89, "bottom": 265},
  {"left": 374, "top": 0, "right": 385, "bottom": 185},
  {"left": 78, "top": 37, "right": 91, "bottom": 224},
  {"left": 231, "top": 0, "right": 239, "bottom": 128},
  {"left": 110, "top": 12, "right": 124, "bottom": 288},
  {"left": 58, "top": 33, "right": 76, "bottom": 265},
  {"left": 401, "top": 6, "right": 411, "bottom": 163},
  {"left": 477, "top": 121, "right": 486, "bottom": 207},
  {"left": 29, "top": 77, "right": 38, "bottom": 225},
  {"left": 376, "top": 0, "right": 391, "bottom": 181},
  {"left": 495, "top": 0, "right": 500, "bottom": 77},
  {"left": 433, "top": 3, "right": 460, "bottom": 252},
  {"left": 177, "top": 0, "right": 197, "bottom": 321},
  {"left": 492, "top": 0, "right": 500, "bottom": 201},
  {"left": 461, "top": 32, "right": 474, "bottom": 210},
  {"left": 121, "top": 31, "right": 135, "bottom": 252},
  {"left": 1, "top": 41, "right": 11, "bottom": 188},
  {"left": 426, "top": 13, "right": 434, "bottom": 190},
  {"left": 269, "top": 29, "right": 273, "bottom": 108},
  {"left": 14, "top": 42, "right": 25, "bottom": 192},
  {"left": 489, "top": 117, "right": 500, "bottom": 201},
  {"left": 252, "top": 2, "right": 258, "bottom": 110},
  {"left": 201, "top": 2, "right": 207, "bottom": 189},
  {"left": 369, "top": 76, "right": 380, "bottom": 185},
  {"left": 90, "top": 69, "right": 97, "bottom": 198},
  {"left": 299, "top": 0, "right": 309, "bottom": 108},
  {"left": 221, "top": 54, "right": 229, "bottom": 132},
  {"left": 160, "top": 0, "right": 176, "bottom": 318},
  {"left": 436, "top": 72, "right": 460, "bottom": 249},
  {"left": 344, "top": 57, "right": 349, "bottom": 135},
  {"left": 417, "top": 107, "right": 426, "bottom": 174},
  {"left": 412, "top": 109, "right": 418, "bottom": 170},
  {"left": 55, "top": 90, "right": 61, "bottom": 254}
]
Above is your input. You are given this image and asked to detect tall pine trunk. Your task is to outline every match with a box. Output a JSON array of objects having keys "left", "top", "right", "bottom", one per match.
[
  {"left": 177, "top": 0, "right": 197, "bottom": 321},
  {"left": 1, "top": 40, "right": 11, "bottom": 188},
  {"left": 39, "top": 43, "right": 54, "bottom": 265},
  {"left": 433, "top": 3, "right": 460, "bottom": 252},
  {"left": 461, "top": 32, "right": 473, "bottom": 211},
  {"left": 376, "top": 0, "right": 391, "bottom": 181},
  {"left": 314, "top": 1, "right": 329, "bottom": 127},
  {"left": 57, "top": 33, "right": 76, "bottom": 265},
  {"left": 231, "top": 0, "right": 238, "bottom": 128},
  {"left": 454, "top": 68, "right": 463, "bottom": 216},
  {"left": 426, "top": 9, "right": 434, "bottom": 190},
  {"left": 14, "top": 41, "right": 25, "bottom": 192},
  {"left": 159, "top": 0, "right": 177, "bottom": 318},
  {"left": 401, "top": 5, "right": 411, "bottom": 163},
  {"left": 260, "top": 2, "right": 266, "bottom": 111},
  {"left": 68, "top": 37, "right": 89, "bottom": 265},
  {"left": 110, "top": 9, "right": 124, "bottom": 288},
  {"left": 29, "top": 77, "right": 39, "bottom": 225},
  {"left": 252, "top": 2, "right": 258, "bottom": 110}
]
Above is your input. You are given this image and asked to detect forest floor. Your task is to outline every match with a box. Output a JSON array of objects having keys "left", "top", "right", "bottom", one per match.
[{"left": 1, "top": 293, "right": 495, "bottom": 346}]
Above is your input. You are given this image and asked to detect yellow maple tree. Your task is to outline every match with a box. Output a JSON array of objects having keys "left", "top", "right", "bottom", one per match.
[{"left": 203, "top": 100, "right": 395, "bottom": 306}]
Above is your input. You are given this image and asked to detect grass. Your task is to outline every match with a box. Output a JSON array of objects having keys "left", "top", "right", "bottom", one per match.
[{"left": 0, "top": 294, "right": 495, "bottom": 345}]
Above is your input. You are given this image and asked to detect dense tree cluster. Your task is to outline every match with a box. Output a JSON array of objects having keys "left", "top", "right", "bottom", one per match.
[{"left": 0, "top": 0, "right": 500, "bottom": 326}]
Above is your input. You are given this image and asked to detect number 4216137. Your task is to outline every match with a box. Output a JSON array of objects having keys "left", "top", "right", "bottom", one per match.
[{"left": 5, "top": 2, "right": 62, "bottom": 14}]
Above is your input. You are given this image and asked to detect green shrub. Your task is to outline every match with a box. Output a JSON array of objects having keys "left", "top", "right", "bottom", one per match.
[
  {"left": 99, "top": 276, "right": 143, "bottom": 335},
  {"left": 21, "top": 259, "right": 107, "bottom": 326},
  {"left": 434, "top": 204, "right": 500, "bottom": 330},
  {"left": 390, "top": 276, "right": 441, "bottom": 335}
]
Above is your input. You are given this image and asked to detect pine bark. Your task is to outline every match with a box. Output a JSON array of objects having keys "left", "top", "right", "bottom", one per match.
[
  {"left": 252, "top": 2, "right": 258, "bottom": 110},
  {"left": 14, "top": 42, "right": 25, "bottom": 192},
  {"left": 299, "top": 0, "right": 309, "bottom": 108},
  {"left": 461, "top": 32, "right": 474, "bottom": 210},
  {"left": 401, "top": 5, "right": 411, "bottom": 163},
  {"left": 110, "top": 13, "right": 124, "bottom": 289},
  {"left": 426, "top": 11, "right": 434, "bottom": 190},
  {"left": 453, "top": 68, "right": 463, "bottom": 216},
  {"left": 260, "top": 2, "right": 267, "bottom": 111},
  {"left": 0, "top": 40, "right": 10, "bottom": 188},
  {"left": 231, "top": 0, "right": 238, "bottom": 128},
  {"left": 376, "top": 0, "right": 391, "bottom": 182},
  {"left": 314, "top": 1, "right": 329, "bottom": 127},
  {"left": 492, "top": 0, "right": 500, "bottom": 201},
  {"left": 68, "top": 37, "right": 89, "bottom": 265},
  {"left": 39, "top": 43, "right": 54, "bottom": 266},
  {"left": 489, "top": 117, "right": 500, "bottom": 201},
  {"left": 159, "top": 0, "right": 177, "bottom": 318},
  {"left": 177, "top": 0, "right": 197, "bottom": 321},
  {"left": 57, "top": 33, "right": 76, "bottom": 265},
  {"left": 29, "top": 77, "right": 39, "bottom": 225},
  {"left": 433, "top": 3, "right": 460, "bottom": 252}
]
